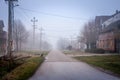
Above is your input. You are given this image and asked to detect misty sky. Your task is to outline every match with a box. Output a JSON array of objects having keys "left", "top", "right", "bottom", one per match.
[{"left": 0, "top": 0, "right": 120, "bottom": 48}]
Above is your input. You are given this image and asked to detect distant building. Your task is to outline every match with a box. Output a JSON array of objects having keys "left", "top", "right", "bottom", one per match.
[
  {"left": 97, "top": 11, "right": 120, "bottom": 53},
  {"left": 0, "top": 20, "right": 7, "bottom": 55}
]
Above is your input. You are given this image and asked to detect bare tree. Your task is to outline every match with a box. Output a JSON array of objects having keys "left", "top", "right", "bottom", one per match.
[
  {"left": 13, "top": 20, "right": 29, "bottom": 51},
  {"left": 57, "top": 38, "right": 70, "bottom": 50},
  {"left": 42, "top": 41, "right": 52, "bottom": 51},
  {"left": 79, "top": 20, "right": 97, "bottom": 49}
]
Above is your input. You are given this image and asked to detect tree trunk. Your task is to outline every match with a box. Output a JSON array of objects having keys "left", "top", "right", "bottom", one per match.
[{"left": 86, "top": 43, "right": 89, "bottom": 49}]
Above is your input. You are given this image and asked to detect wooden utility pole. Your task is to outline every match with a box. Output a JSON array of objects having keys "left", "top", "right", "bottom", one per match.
[
  {"left": 5, "top": 0, "right": 18, "bottom": 57},
  {"left": 5, "top": 0, "right": 18, "bottom": 71},
  {"left": 31, "top": 17, "right": 38, "bottom": 49}
]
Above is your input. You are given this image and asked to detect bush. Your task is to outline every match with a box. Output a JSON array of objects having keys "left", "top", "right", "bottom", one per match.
[
  {"left": 1, "top": 57, "right": 44, "bottom": 80},
  {"left": 85, "top": 48, "right": 105, "bottom": 53}
]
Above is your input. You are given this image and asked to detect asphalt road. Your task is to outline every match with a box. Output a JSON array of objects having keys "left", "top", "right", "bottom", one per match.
[{"left": 29, "top": 50, "right": 120, "bottom": 80}]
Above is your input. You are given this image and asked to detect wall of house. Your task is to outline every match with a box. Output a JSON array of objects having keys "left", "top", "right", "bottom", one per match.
[
  {"left": 97, "top": 32, "right": 115, "bottom": 51},
  {"left": 96, "top": 11, "right": 120, "bottom": 53}
]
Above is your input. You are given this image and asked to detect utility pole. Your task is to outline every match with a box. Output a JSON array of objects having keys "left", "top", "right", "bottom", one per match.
[
  {"left": 5, "top": 0, "right": 18, "bottom": 71},
  {"left": 70, "top": 36, "right": 73, "bottom": 46},
  {"left": 39, "top": 27, "right": 44, "bottom": 51},
  {"left": 5, "top": 0, "right": 18, "bottom": 57},
  {"left": 31, "top": 17, "right": 38, "bottom": 49}
]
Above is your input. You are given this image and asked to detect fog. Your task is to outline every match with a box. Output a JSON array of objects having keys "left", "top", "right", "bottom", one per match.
[{"left": 0, "top": 0, "right": 120, "bottom": 50}]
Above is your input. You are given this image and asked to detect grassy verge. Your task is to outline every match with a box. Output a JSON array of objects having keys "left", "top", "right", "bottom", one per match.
[
  {"left": 74, "top": 55, "right": 120, "bottom": 76},
  {"left": 0, "top": 59, "right": 24, "bottom": 79},
  {"left": 1, "top": 57, "right": 44, "bottom": 80},
  {"left": 18, "top": 50, "right": 49, "bottom": 57},
  {"left": 63, "top": 50, "right": 83, "bottom": 55}
]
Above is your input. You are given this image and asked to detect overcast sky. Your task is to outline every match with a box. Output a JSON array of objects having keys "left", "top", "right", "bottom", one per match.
[{"left": 0, "top": 0, "right": 120, "bottom": 48}]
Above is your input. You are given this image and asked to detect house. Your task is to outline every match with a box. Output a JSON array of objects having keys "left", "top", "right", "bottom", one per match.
[
  {"left": 97, "top": 11, "right": 120, "bottom": 53},
  {"left": 0, "top": 20, "right": 7, "bottom": 55},
  {"left": 86, "top": 15, "right": 112, "bottom": 49}
]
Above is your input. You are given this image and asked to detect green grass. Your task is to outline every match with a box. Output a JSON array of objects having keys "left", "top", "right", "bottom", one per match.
[
  {"left": 19, "top": 50, "right": 49, "bottom": 56},
  {"left": 1, "top": 57, "right": 44, "bottom": 80},
  {"left": 74, "top": 55, "right": 120, "bottom": 75},
  {"left": 0, "top": 59, "right": 24, "bottom": 79}
]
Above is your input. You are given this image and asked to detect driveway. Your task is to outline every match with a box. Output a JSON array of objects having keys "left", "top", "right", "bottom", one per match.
[{"left": 29, "top": 50, "right": 120, "bottom": 80}]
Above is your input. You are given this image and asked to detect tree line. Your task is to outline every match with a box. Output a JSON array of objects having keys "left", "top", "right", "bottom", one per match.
[
  {"left": 13, "top": 19, "right": 51, "bottom": 52},
  {"left": 57, "top": 19, "right": 98, "bottom": 51}
]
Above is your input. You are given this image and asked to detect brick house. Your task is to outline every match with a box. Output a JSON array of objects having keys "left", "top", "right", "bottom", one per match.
[
  {"left": 0, "top": 20, "right": 7, "bottom": 55},
  {"left": 87, "top": 15, "right": 112, "bottom": 49},
  {"left": 97, "top": 11, "right": 120, "bottom": 53}
]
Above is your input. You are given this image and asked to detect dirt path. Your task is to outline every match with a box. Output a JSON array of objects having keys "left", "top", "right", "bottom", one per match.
[{"left": 29, "top": 50, "right": 120, "bottom": 80}]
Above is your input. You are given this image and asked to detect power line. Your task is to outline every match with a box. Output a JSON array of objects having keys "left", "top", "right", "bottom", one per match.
[
  {"left": 15, "top": 8, "right": 81, "bottom": 32},
  {"left": 15, "top": 9, "right": 29, "bottom": 21},
  {"left": 14, "top": 8, "right": 34, "bottom": 31},
  {"left": 18, "top": 7, "right": 88, "bottom": 20},
  {"left": 16, "top": 8, "right": 30, "bottom": 19},
  {"left": 45, "top": 30, "right": 79, "bottom": 32}
]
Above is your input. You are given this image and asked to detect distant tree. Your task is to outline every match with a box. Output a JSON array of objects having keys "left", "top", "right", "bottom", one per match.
[
  {"left": 42, "top": 41, "right": 52, "bottom": 51},
  {"left": 67, "top": 45, "right": 72, "bottom": 50},
  {"left": 13, "top": 20, "right": 29, "bottom": 51},
  {"left": 57, "top": 38, "right": 70, "bottom": 50},
  {"left": 79, "top": 20, "right": 97, "bottom": 49}
]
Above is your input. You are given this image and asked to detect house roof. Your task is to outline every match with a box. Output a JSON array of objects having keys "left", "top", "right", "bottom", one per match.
[
  {"left": 0, "top": 20, "right": 4, "bottom": 28},
  {"left": 102, "top": 11, "right": 120, "bottom": 28}
]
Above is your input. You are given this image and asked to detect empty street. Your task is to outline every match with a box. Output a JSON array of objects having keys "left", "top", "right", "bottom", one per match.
[{"left": 29, "top": 51, "right": 120, "bottom": 80}]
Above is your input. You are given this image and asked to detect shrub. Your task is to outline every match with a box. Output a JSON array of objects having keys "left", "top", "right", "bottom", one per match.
[{"left": 85, "top": 48, "right": 105, "bottom": 53}]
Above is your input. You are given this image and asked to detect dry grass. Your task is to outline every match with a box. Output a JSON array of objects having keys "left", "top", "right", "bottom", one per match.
[{"left": 1, "top": 57, "right": 44, "bottom": 80}]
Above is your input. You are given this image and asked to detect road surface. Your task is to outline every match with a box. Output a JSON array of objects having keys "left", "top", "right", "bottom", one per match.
[{"left": 29, "top": 50, "right": 120, "bottom": 80}]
